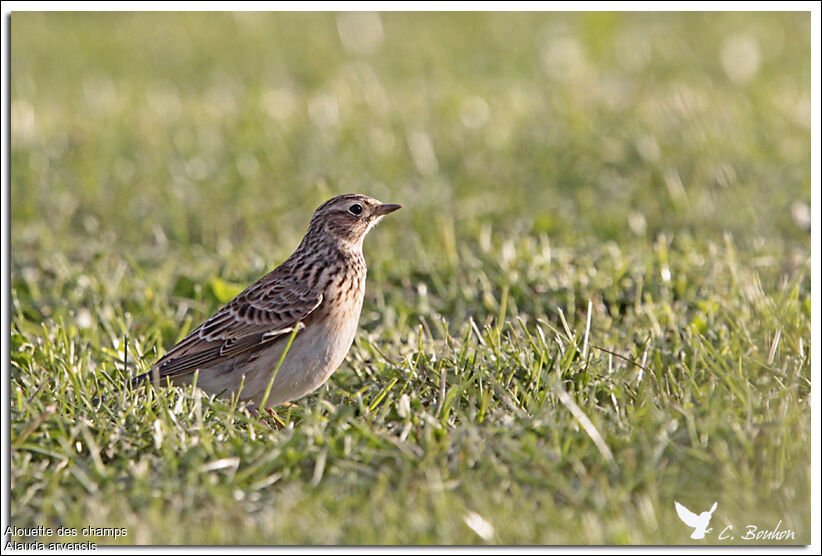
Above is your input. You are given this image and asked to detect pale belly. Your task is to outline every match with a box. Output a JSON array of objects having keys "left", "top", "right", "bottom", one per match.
[{"left": 174, "top": 304, "right": 361, "bottom": 408}]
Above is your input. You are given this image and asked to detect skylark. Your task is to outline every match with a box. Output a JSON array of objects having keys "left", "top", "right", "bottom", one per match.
[{"left": 132, "top": 194, "right": 401, "bottom": 411}]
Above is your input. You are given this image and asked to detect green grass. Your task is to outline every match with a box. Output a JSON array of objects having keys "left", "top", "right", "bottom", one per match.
[{"left": 10, "top": 12, "right": 811, "bottom": 545}]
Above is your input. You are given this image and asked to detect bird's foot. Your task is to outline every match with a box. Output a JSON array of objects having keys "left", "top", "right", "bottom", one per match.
[
  {"left": 245, "top": 405, "right": 285, "bottom": 430},
  {"left": 265, "top": 408, "right": 286, "bottom": 430},
  {"left": 246, "top": 405, "right": 285, "bottom": 431}
]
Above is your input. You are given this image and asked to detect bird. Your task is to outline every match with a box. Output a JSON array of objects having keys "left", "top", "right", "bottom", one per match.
[
  {"left": 132, "top": 193, "right": 401, "bottom": 415},
  {"left": 674, "top": 501, "right": 718, "bottom": 540}
]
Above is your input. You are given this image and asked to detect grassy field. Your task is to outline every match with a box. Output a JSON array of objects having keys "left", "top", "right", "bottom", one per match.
[{"left": 9, "top": 12, "right": 811, "bottom": 545}]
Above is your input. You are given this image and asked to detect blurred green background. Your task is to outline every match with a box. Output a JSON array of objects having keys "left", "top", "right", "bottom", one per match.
[
  {"left": 11, "top": 12, "right": 810, "bottom": 254},
  {"left": 10, "top": 11, "right": 810, "bottom": 545}
]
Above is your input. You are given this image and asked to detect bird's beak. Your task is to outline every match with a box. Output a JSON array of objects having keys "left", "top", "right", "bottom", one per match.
[{"left": 375, "top": 203, "right": 402, "bottom": 216}]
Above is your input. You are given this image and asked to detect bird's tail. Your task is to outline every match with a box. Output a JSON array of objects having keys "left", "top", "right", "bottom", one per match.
[{"left": 129, "top": 367, "right": 160, "bottom": 389}]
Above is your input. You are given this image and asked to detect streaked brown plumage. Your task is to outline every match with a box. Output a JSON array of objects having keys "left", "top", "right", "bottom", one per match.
[{"left": 132, "top": 194, "right": 401, "bottom": 409}]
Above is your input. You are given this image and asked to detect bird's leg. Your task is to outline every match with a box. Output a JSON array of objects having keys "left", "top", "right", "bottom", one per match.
[
  {"left": 246, "top": 403, "right": 285, "bottom": 430},
  {"left": 244, "top": 404, "right": 283, "bottom": 430},
  {"left": 265, "top": 408, "right": 286, "bottom": 430}
]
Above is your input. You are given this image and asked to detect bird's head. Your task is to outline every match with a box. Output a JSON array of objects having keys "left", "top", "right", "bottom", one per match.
[{"left": 306, "top": 193, "right": 402, "bottom": 248}]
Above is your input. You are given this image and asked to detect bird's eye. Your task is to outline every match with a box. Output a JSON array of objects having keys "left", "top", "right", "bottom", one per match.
[{"left": 348, "top": 203, "right": 363, "bottom": 216}]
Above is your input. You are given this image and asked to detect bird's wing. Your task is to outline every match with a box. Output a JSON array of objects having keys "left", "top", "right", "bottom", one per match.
[
  {"left": 674, "top": 502, "right": 700, "bottom": 528},
  {"left": 140, "top": 269, "right": 323, "bottom": 382}
]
